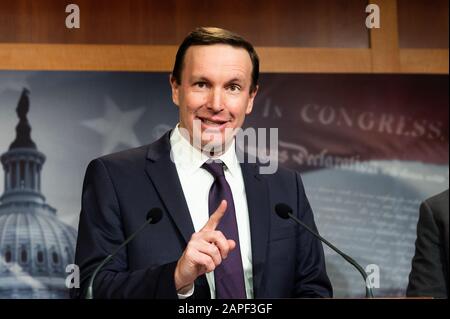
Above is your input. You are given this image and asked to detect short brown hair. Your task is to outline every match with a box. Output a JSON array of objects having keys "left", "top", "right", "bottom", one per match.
[{"left": 172, "top": 27, "right": 259, "bottom": 93}]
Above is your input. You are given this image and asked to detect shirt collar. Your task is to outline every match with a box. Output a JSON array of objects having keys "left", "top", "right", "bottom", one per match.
[{"left": 170, "top": 124, "right": 240, "bottom": 177}]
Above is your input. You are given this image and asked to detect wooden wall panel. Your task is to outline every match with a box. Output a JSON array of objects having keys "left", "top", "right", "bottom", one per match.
[
  {"left": 398, "top": 0, "right": 449, "bottom": 48},
  {"left": 0, "top": 0, "right": 369, "bottom": 47},
  {"left": 400, "top": 49, "right": 449, "bottom": 73},
  {"left": 0, "top": 44, "right": 373, "bottom": 73},
  {"left": 0, "top": 0, "right": 448, "bottom": 74},
  {"left": 369, "top": 0, "right": 400, "bottom": 72}
]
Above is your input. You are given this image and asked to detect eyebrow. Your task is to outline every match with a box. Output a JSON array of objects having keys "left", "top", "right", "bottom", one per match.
[
  {"left": 190, "top": 76, "right": 210, "bottom": 83},
  {"left": 225, "top": 77, "right": 245, "bottom": 85},
  {"left": 190, "top": 76, "right": 246, "bottom": 86}
]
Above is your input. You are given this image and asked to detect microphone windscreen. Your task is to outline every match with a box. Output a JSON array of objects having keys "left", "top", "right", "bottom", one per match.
[
  {"left": 146, "top": 208, "right": 163, "bottom": 224},
  {"left": 275, "top": 203, "right": 292, "bottom": 219}
]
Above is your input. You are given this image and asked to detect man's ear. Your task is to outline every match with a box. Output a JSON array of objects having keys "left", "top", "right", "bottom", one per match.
[
  {"left": 246, "top": 85, "right": 259, "bottom": 115},
  {"left": 169, "top": 74, "right": 180, "bottom": 106}
]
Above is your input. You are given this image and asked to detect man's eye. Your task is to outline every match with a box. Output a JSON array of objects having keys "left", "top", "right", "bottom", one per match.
[
  {"left": 228, "top": 84, "right": 241, "bottom": 92},
  {"left": 195, "top": 82, "right": 207, "bottom": 88}
]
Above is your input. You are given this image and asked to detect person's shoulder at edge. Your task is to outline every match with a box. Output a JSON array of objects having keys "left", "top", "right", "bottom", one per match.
[
  {"left": 421, "top": 189, "right": 449, "bottom": 230},
  {"left": 424, "top": 189, "right": 449, "bottom": 211}
]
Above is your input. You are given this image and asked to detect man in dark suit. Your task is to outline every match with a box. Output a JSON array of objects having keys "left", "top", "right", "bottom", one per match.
[
  {"left": 73, "top": 27, "right": 332, "bottom": 299},
  {"left": 407, "top": 189, "right": 449, "bottom": 298}
]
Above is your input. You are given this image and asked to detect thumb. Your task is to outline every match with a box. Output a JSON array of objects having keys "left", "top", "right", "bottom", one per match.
[{"left": 227, "top": 239, "right": 236, "bottom": 251}]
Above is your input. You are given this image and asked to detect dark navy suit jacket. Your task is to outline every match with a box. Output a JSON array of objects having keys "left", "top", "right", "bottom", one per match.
[
  {"left": 73, "top": 131, "right": 332, "bottom": 298},
  {"left": 407, "top": 189, "right": 449, "bottom": 298}
]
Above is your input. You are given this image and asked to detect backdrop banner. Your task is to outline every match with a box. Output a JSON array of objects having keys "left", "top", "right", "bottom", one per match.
[{"left": 0, "top": 71, "right": 448, "bottom": 298}]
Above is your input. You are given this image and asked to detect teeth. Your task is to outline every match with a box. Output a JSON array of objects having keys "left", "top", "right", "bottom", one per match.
[{"left": 202, "top": 119, "right": 223, "bottom": 125}]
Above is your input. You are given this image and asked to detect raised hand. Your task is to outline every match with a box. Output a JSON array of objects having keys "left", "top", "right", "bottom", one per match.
[{"left": 174, "top": 200, "right": 236, "bottom": 293}]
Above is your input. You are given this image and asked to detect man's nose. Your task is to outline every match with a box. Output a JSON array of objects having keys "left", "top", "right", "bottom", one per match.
[{"left": 207, "top": 88, "right": 224, "bottom": 112}]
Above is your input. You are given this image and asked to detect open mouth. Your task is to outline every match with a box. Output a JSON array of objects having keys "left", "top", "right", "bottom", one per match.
[{"left": 197, "top": 117, "right": 229, "bottom": 128}]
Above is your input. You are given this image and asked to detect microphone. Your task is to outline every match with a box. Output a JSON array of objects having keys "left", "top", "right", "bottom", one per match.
[
  {"left": 275, "top": 203, "right": 374, "bottom": 298},
  {"left": 85, "top": 208, "right": 163, "bottom": 299}
]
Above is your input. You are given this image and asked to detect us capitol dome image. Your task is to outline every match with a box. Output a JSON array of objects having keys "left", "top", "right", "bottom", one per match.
[{"left": 0, "top": 88, "right": 77, "bottom": 298}]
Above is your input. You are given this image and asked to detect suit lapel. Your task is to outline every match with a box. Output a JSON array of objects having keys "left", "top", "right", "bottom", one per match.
[
  {"left": 144, "top": 132, "right": 195, "bottom": 244},
  {"left": 241, "top": 162, "right": 270, "bottom": 298}
]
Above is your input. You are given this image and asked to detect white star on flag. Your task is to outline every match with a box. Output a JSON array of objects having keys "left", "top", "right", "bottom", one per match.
[{"left": 82, "top": 97, "right": 146, "bottom": 155}]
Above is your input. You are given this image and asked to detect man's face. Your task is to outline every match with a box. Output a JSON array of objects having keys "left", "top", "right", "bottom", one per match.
[{"left": 170, "top": 44, "right": 258, "bottom": 153}]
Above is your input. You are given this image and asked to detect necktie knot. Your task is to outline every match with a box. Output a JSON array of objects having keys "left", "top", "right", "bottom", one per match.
[{"left": 202, "top": 161, "right": 225, "bottom": 179}]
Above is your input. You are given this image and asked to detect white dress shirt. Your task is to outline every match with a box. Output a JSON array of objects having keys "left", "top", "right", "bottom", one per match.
[{"left": 170, "top": 125, "right": 254, "bottom": 299}]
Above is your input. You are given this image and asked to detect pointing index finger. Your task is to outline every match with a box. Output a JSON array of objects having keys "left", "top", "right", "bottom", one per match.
[{"left": 201, "top": 200, "right": 227, "bottom": 231}]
